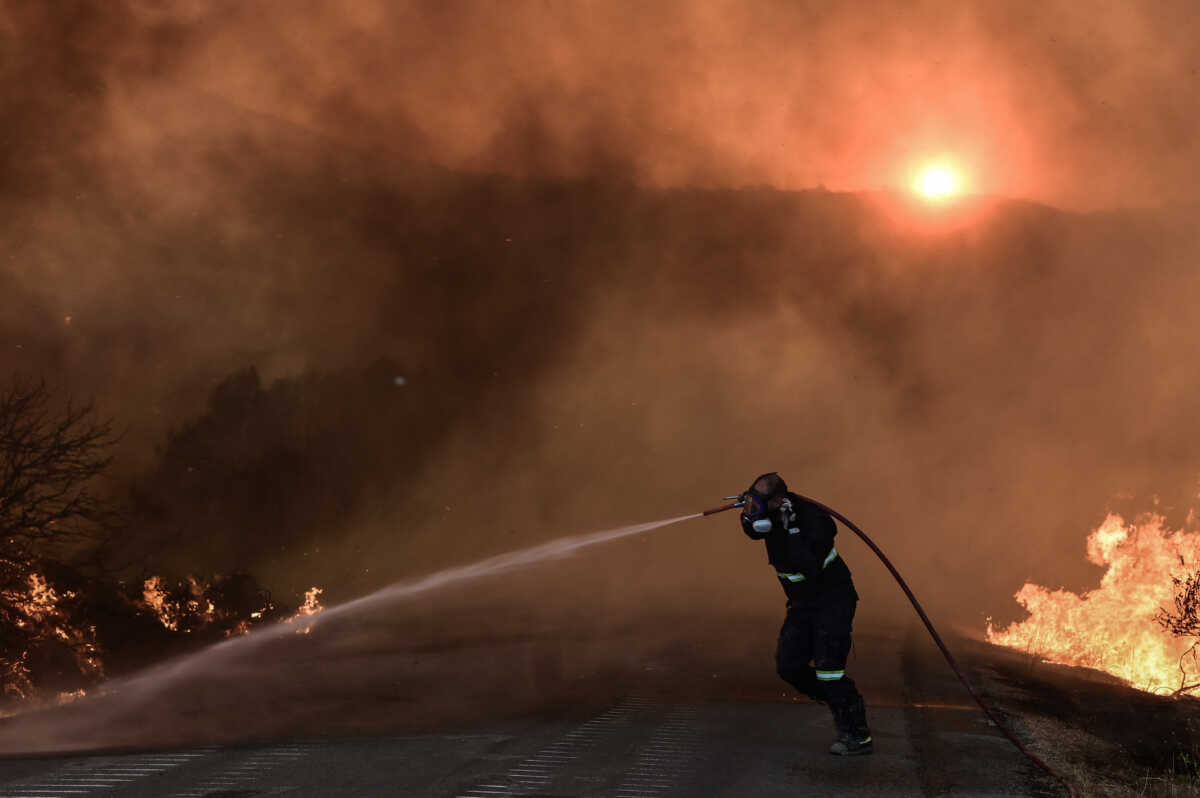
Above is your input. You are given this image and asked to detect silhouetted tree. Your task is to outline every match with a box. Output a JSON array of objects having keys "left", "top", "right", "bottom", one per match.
[
  {"left": 1156, "top": 571, "right": 1200, "bottom": 695},
  {"left": 0, "top": 377, "right": 118, "bottom": 562},
  {"left": 0, "top": 377, "right": 118, "bottom": 698},
  {"left": 0, "top": 379, "right": 293, "bottom": 700}
]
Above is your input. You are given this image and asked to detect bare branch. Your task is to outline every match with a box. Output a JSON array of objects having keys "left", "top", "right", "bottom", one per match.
[
  {"left": 1157, "top": 572, "right": 1200, "bottom": 639},
  {"left": 0, "top": 377, "right": 118, "bottom": 556},
  {"left": 1157, "top": 573, "right": 1200, "bottom": 697}
]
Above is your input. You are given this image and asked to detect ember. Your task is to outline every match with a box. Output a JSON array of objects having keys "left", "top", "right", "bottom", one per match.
[{"left": 988, "top": 513, "right": 1200, "bottom": 695}]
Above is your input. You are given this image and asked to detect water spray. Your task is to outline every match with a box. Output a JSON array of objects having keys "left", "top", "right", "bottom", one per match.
[
  {"left": 1, "top": 498, "right": 1071, "bottom": 795},
  {"left": 705, "top": 492, "right": 1076, "bottom": 798},
  {"left": 10, "top": 513, "right": 705, "bottom": 732}
]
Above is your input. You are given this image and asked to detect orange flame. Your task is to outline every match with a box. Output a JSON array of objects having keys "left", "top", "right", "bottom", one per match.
[
  {"left": 1, "top": 573, "right": 104, "bottom": 695},
  {"left": 24, "top": 574, "right": 60, "bottom": 620},
  {"left": 56, "top": 688, "right": 86, "bottom": 704},
  {"left": 1, "top": 653, "right": 33, "bottom": 700},
  {"left": 988, "top": 513, "right": 1200, "bottom": 695},
  {"left": 286, "top": 587, "right": 324, "bottom": 634},
  {"left": 295, "top": 587, "right": 323, "bottom": 617},
  {"left": 142, "top": 576, "right": 179, "bottom": 631},
  {"left": 143, "top": 575, "right": 219, "bottom": 632},
  {"left": 3, "top": 567, "right": 318, "bottom": 704}
]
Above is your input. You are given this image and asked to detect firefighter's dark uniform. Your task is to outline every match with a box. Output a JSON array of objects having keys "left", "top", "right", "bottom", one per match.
[{"left": 742, "top": 489, "right": 871, "bottom": 753}]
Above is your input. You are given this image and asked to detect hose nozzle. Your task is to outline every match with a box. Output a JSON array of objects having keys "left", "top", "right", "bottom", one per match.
[{"left": 702, "top": 493, "right": 746, "bottom": 516}]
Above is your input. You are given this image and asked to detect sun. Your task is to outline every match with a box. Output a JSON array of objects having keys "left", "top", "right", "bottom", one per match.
[{"left": 913, "top": 164, "right": 961, "bottom": 201}]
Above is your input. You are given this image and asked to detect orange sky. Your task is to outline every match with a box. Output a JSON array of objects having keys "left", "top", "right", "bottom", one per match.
[
  {"left": 99, "top": 0, "right": 1192, "bottom": 210},
  {"left": 5, "top": 1, "right": 1199, "bottom": 210}
]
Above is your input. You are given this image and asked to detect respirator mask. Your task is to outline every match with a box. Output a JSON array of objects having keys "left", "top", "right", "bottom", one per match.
[
  {"left": 740, "top": 472, "right": 789, "bottom": 534},
  {"left": 742, "top": 491, "right": 775, "bottom": 534}
]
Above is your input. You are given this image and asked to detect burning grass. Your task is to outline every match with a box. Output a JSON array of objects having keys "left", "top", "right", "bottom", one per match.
[
  {"left": 988, "top": 513, "right": 1200, "bottom": 697},
  {"left": 983, "top": 510, "right": 1200, "bottom": 795}
]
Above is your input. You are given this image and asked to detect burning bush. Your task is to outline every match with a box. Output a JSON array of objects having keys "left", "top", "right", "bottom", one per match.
[
  {"left": 137, "top": 571, "right": 292, "bottom": 637},
  {"left": 0, "top": 562, "right": 317, "bottom": 706},
  {"left": 0, "top": 567, "right": 102, "bottom": 701}
]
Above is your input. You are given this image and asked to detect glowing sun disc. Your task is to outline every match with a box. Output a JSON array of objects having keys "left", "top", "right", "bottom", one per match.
[{"left": 914, "top": 165, "right": 959, "bottom": 200}]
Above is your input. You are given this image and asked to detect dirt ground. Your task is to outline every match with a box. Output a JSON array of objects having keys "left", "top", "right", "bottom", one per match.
[{"left": 970, "top": 637, "right": 1200, "bottom": 797}]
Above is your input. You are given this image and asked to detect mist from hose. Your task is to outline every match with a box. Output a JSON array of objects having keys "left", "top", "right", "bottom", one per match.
[
  {"left": 321, "top": 513, "right": 700, "bottom": 621},
  {"left": 11, "top": 513, "right": 701, "bottom": 730}
]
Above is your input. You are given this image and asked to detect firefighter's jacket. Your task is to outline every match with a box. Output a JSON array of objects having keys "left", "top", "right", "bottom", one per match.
[{"left": 742, "top": 492, "right": 857, "bottom": 607}]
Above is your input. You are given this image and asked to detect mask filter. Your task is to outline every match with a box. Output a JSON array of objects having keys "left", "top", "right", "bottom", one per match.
[{"left": 752, "top": 518, "right": 773, "bottom": 534}]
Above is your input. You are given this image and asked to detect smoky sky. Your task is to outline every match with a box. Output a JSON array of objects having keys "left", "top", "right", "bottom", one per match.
[
  {"left": 3, "top": 0, "right": 1200, "bottom": 636},
  {"left": 70, "top": 0, "right": 1200, "bottom": 209},
  {"left": 7, "top": 1, "right": 1200, "bottom": 207}
]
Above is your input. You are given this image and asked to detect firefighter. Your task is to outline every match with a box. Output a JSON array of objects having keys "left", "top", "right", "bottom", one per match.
[{"left": 739, "top": 472, "right": 872, "bottom": 755}]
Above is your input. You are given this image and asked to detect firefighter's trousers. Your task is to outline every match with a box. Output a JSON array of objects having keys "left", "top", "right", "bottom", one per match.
[{"left": 775, "top": 591, "right": 863, "bottom": 712}]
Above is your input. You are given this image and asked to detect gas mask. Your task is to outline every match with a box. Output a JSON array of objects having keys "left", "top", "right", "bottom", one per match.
[
  {"left": 742, "top": 491, "right": 777, "bottom": 534},
  {"left": 740, "top": 472, "right": 790, "bottom": 535}
]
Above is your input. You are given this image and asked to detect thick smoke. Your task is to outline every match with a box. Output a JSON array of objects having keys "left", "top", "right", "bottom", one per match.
[
  {"left": 93, "top": 0, "right": 1200, "bottom": 208},
  {"left": 1, "top": 0, "right": 1200, "bottom": 747}
]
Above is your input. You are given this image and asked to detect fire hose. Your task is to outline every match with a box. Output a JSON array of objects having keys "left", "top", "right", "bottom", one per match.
[{"left": 702, "top": 495, "right": 1077, "bottom": 798}]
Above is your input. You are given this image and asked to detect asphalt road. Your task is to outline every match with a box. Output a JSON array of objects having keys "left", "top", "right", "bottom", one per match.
[{"left": 0, "top": 622, "right": 1058, "bottom": 798}]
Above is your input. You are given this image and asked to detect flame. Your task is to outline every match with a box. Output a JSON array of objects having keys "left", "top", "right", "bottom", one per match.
[
  {"left": 1, "top": 653, "right": 33, "bottom": 700},
  {"left": 286, "top": 587, "right": 324, "bottom": 634},
  {"left": 142, "top": 576, "right": 178, "bottom": 631},
  {"left": 1, "top": 573, "right": 104, "bottom": 698},
  {"left": 56, "top": 688, "right": 86, "bottom": 704},
  {"left": 988, "top": 513, "right": 1200, "bottom": 695},
  {"left": 141, "top": 575, "right": 225, "bottom": 634},
  {"left": 25, "top": 574, "right": 61, "bottom": 620},
  {"left": 295, "top": 587, "right": 324, "bottom": 617},
  {"left": 3, "top": 567, "right": 311, "bottom": 705}
]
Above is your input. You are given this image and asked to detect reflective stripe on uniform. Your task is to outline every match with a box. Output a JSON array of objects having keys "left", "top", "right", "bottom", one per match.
[
  {"left": 775, "top": 546, "right": 839, "bottom": 583},
  {"left": 815, "top": 669, "right": 845, "bottom": 681}
]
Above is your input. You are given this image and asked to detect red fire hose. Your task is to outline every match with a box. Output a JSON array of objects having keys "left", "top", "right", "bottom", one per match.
[{"left": 705, "top": 496, "right": 1077, "bottom": 798}]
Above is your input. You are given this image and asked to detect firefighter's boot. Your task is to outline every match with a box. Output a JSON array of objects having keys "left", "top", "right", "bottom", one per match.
[{"left": 829, "top": 696, "right": 873, "bottom": 756}]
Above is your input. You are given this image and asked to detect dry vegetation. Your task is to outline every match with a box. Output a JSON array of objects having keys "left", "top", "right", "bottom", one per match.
[{"left": 979, "top": 651, "right": 1200, "bottom": 797}]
